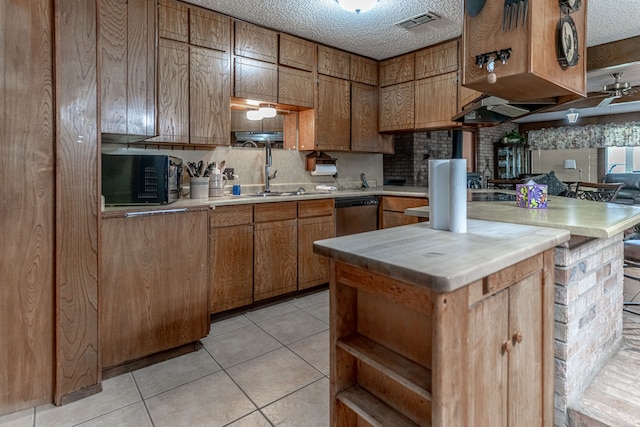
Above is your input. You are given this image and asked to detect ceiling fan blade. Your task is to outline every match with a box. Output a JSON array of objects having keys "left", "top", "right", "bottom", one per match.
[{"left": 598, "top": 94, "right": 622, "bottom": 107}]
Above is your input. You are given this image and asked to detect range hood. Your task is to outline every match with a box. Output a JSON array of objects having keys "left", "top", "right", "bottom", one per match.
[{"left": 453, "top": 95, "right": 554, "bottom": 124}]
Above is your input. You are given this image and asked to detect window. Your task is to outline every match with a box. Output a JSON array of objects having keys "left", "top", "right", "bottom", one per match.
[{"left": 605, "top": 147, "right": 640, "bottom": 173}]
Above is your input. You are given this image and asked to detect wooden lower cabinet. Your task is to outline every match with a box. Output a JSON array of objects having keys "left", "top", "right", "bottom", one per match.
[
  {"left": 101, "top": 210, "right": 209, "bottom": 368},
  {"left": 209, "top": 205, "right": 254, "bottom": 314},
  {"left": 330, "top": 251, "right": 555, "bottom": 426},
  {"left": 298, "top": 199, "right": 335, "bottom": 290},
  {"left": 380, "top": 196, "right": 428, "bottom": 229},
  {"left": 253, "top": 202, "right": 298, "bottom": 301}
]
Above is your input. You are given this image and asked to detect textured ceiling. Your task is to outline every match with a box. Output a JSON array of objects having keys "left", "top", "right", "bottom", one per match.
[{"left": 191, "top": 0, "right": 640, "bottom": 61}]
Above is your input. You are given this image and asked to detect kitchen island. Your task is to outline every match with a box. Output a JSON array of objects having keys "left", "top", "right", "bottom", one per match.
[
  {"left": 314, "top": 220, "right": 570, "bottom": 426},
  {"left": 406, "top": 196, "right": 640, "bottom": 426}
]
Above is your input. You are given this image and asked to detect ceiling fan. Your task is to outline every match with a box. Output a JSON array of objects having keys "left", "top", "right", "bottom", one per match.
[{"left": 596, "top": 72, "right": 639, "bottom": 107}]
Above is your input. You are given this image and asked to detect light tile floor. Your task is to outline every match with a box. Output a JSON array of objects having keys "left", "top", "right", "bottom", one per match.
[
  {"left": 0, "top": 290, "right": 330, "bottom": 427},
  {"left": 4, "top": 272, "right": 640, "bottom": 427}
]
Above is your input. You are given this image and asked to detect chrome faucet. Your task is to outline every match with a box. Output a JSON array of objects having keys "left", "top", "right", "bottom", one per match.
[{"left": 264, "top": 138, "right": 277, "bottom": 193}]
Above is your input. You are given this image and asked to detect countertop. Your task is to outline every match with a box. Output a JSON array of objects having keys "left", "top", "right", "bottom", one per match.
[
  {"left": 405, "top": 195, "right": 640, "bottom": 238},
  {"left": 102, "top": 186, "right": 428, "bottom": 217},
  {"left": 313, "top": 219, "right": 570, "bottom": 293}
]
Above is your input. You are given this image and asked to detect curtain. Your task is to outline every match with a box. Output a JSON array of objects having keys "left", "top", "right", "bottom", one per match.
[{"left": 527, "top": 121, "right": 640, "bottom": 150}]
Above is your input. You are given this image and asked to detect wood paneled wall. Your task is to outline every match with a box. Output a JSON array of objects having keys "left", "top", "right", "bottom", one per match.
[
  {"left": 54, "top": 0, "right": 101, "bottom": 404},
  {"left": 0, "top": 0, "right": 55, "bottom": 415}
]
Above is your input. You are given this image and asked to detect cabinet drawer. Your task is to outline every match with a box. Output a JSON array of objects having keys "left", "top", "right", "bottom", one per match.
[
  {"left": 254, "top": 202, "right": 297, "bottom": 222},
  {"left": 381, "top": 196, "right": 428, "bottom": 212},
  {"left": 210, "top": 205, "right": 253, "bottom": 227},
  {"left": 298, "top": 199, "right": 334, "bottom": 218}
]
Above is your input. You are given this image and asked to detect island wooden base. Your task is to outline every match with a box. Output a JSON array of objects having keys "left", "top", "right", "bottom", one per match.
[{"left": 330, "top": 251, "right": 556, "bottom": 426}]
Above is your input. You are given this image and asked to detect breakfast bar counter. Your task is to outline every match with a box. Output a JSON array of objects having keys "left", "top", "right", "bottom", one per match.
[
  {"left": 314, "top": 220, "right": 569, "bottom": 426},
  {"left": 405, "top": 196, "right": 640, "bottom": 426}
]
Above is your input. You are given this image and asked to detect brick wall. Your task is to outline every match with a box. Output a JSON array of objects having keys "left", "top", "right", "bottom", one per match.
[
  {"left": 384, "top": 122, "right": 519, "bottom": 186},
  {"left": 552, "top": 235, "right": 625, "bottom": 427}
]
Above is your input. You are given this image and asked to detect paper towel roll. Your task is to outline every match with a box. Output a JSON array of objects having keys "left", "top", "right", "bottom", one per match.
[
  {"left": 310, "top": 164, "right": 337, "bottom": 176},
  {"left": 428, "top": 160, "right": 450, "bottom": 231},
  {"left": 449, "top": 159, "right": 467, "bottom": 233}
]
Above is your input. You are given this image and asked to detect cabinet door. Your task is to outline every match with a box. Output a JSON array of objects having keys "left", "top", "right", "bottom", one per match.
[
  {"left": 318, "top": 45, "right": 350, "bottom": 79},
  {"left": 467, "top": 288, "right": 509, "bottom": 427},
  {"left": 101, "top": 211, "right": 209, "bottom": 368},
  {"left": 191, "top": 46, "right": 230, "bottom": 145},
  {"left": 210, "top": 224, "right": 254, "bottom": 313},
  {"left": 415, "top": 72, "right": 457, "bottom": 129},
  {"left": 157, "top": 38, "right": 189, "bottom": 143},
  {"left": 316, "top": 74, "right": 350, "bottom": 151},
  {"left": 379, "top": 53, "right": 415, "bottom": 87},
  {"left": 254, "top": 219, "right": 298, "bottom": 301},
  {"left": 234, "top": 57, "right": 278, "bottom": 103},
  {"left": 99, "top": 0, "right": 156, "bottom": 136},
  {"left": 415, "top": 40, "right": 458, "bottom": 79},
  {"left": 189, "top": 7, "right": 230, "bottom": 51},
  {"left": 350, "top": 54, "right": 378, "bottom": 86},
  {"left": 234, "top": 20, "right": 277, "bottom": 63},
  {"left": 379, "top": 81, "right": 414, "bottom": 132},
  {"left": 158, "top": 0, "right": 187, "bottom": 42},
  {"left": 351, "top": 82, "right": 379, "bottom": 153},
  {"left": 508, "top": 273, "right": 543, "bottom": 426},
  {"left": 279, "top": 34, "right": 315, "bottom": 71},
  {"left": 279, "top": 66, "right": 314, "bottom": 108},
  {"left": 298, "top": 216, "right": 334, "bottom": 290}
]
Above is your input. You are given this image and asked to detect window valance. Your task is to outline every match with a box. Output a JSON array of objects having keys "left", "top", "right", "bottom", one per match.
[{"left": 527, "top": 121, "right": 640, "bottom": 150}]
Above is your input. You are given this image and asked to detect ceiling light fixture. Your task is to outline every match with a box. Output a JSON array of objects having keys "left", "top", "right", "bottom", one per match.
[
  {"left": 259, "top": 104, "right": 277, "bottom": 118},
  {"left": 336, "top": 0, "right": 378, "bottom": 14},
  {"left": 566, "top": 108, "right": 579, "bottom": 123}
]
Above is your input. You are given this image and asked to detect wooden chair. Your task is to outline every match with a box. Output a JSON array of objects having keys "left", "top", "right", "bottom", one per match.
[{"left": 574, "top": 181, "right": 624, "bottom": 203}]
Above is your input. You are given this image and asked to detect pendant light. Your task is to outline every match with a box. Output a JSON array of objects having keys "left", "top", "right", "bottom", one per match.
[
  {"left": 336, "top": 0, "right": 378, "bottom": 14},
  {"left": 566, "top": 108, "right": 579, "bottom": 123}
]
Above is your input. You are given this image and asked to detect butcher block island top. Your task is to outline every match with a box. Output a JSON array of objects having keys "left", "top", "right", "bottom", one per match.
[
  {"left": 315, "top": 220, "right": 569, "bottom": 426},
  {"left": 314, "top": 219, "right": 569, "bottom": 292}
]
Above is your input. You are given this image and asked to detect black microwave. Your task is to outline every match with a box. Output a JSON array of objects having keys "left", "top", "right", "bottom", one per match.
[{"left": 102, "top": 154, "right": 183, "bottom": 206}]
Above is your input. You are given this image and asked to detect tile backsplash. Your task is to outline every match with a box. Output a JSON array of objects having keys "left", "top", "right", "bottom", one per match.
[{"left": 102, "top": 144, "right": 383, "bottom": 193}]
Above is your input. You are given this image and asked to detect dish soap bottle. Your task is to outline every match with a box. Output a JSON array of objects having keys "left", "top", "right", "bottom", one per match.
[{"left": 232, "top": 174, "right": 241, "bottom": 195}]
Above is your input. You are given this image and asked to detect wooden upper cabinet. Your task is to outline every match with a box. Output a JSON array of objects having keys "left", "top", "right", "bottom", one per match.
[
  {"left": 99, "top": 0, "right": 156, "bottom": 136},
  {"left": 234, "top": 20, "right": 277, "bottom": 63},
  {"left": 189, "top": 7, "right": 230, "bottom": 51},
  {"left": 299, "top": 74, "right": 350, "bottom": 151},
  {"left": 157, "top": 38, "right": 189, "bottom": 142},
  {"left": 191, "top": 47, "right": 230, "bottom": 145},
  {"left": 350, "top": 54, "right": 378, "bottom": 86},
  {"left": 279, "top": 66, "right": 314, "bottom": 108},
  {"left": 462, "top": 0, "right": 586, "bottom": 100},
  {"left": 279, "top": 33, "right": 316, "bottom": 71},
  {"left": 379, "top": 81, "right": 414, "bottom": 132},
  {"left": 351, "top": 82, "right": 380, "bottom": 153},
  {"left": 379, "top": 52, "right": 415, "bottom": 87},
  {"left": 415, "top": 72, "right": 458, "bottom": 129},
  {"left": 158, "top": 0, "right": 188, "bottom": 42},
  {"left": 415, "top": 40, "right": 458, "bottom": 79},
  {"left": 234, "top": 57, "right": 278, "bottom": 103},
  {"left": 318, "top": 45, "right": 350, "bottom": 80}
]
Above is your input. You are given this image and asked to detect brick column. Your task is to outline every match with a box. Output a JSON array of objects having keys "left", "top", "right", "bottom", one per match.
[{"left": 552, "top": 234, "right": 624, "bottom": 426}]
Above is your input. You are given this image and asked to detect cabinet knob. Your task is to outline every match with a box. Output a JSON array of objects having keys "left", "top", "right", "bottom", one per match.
[
  {"left": 513, "top": 331, "right": 523, "bottom": 343},
  {"left": 502, "top": 340, "right": 512, "bottom": 354}
]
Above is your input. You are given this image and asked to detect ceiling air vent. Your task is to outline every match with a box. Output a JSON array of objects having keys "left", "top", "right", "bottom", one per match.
[{"left": 396, "top": 12, "right": 440, "bottom": 29}]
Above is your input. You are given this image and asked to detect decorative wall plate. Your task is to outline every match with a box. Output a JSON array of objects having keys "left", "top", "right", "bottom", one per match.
[
  {"left": 557, "top": 15, "right": 579, "bottom": 68},
  {"left": 559, "top": 0, "right": 581, "bottom": 14},
  {"left": 466, "top": 0, "right": 487, "bottom": 17}
]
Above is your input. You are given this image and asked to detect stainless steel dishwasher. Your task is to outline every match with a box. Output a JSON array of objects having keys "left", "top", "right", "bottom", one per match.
[{"left": 335, "top": 196, "right": 379, "bottom": 236}]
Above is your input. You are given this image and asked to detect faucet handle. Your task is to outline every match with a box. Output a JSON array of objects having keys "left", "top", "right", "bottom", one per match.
[{"left": 269, "top": 170, "right": 277, "bottom": 180}]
